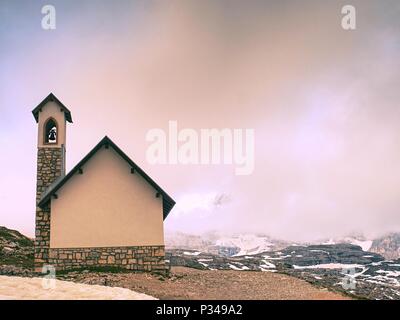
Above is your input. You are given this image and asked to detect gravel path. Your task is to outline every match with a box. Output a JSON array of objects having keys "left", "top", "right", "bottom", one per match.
[{"left": 65, "top": 267, "right": 351, "bottom": 300}]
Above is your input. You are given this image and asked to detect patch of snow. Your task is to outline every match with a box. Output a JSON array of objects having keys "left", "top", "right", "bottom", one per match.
[
  {"left": 345, "top": 238, "right": 373, "bottom": 252},
  {"left": 367, "top": 275, "right": 399, "bottom": 287},
  {"left": 260, "top": 268, "right": 277, "bottom": 272},
  {"left": 183, "top": 251, "right": 201, "bottom": 256},
  {"left": 376, "top": 270, "right": 400, "bottom": 277},
  {"left": 310, "top": 249, "right": 330, "bottom": 254},
  {"left": 263, "top": 255, "right": 291, "bottom": 260},
  {"left": 228, "top": 264, "right": 250, "bottom": 271},
  {"left": 0, "top": 276, "right": 156, "bottom": 300},
  {"left": 259, "top": 260, "right": 275, "bottom": 269},
  {"left": 293, "top": 263, "right": 364, "bottom": 270},
  {"left": 198, "top": 259, "right": 213, "bottom": 262},
  {"left": 322, "top": 238, "right": 373, "bottom": 252},
  {"left": 365, "top": 279, "right": 390, "bottom": 286}
]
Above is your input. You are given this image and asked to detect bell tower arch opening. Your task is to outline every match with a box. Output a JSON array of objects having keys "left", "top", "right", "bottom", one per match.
[{"left": 44, "top": 117, "right": 58, "bottom": 144}]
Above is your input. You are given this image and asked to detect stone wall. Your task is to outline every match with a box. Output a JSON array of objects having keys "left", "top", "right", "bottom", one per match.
[
  {"left": 47, "top": 245, "right": 167, "bottom": 274},
  {"left": 34, "top": 147, "right": 64, "bottom": 272}
]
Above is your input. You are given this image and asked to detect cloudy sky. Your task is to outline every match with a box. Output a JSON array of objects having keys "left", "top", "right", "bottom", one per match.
[{"left": 1, "top": 0, "right": 400, "bottom": 241}]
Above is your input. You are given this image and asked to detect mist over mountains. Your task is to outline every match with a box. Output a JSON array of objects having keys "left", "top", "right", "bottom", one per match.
[{"left": 165, "top": 231, "right": 400, "bottom": 260}]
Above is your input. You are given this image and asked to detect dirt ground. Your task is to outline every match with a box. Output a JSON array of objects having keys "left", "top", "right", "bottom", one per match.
[{"left": 68, "top": 267, "right": 351, "bottom": 300}]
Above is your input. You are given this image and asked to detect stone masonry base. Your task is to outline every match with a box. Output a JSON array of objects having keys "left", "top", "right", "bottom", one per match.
[{"left": 43, "top": 245, "right": 166, "bottom": 274}]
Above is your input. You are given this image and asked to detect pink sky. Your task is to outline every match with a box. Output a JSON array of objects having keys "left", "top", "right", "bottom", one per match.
[{"left": 1, "top": 0, "right": 400, "bottom": 241}]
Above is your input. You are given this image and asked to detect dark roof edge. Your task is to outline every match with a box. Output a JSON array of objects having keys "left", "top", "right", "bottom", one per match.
[
  {"left": 32, "top": 93, "right": 73, "bottom": 123},
  {"left": 38, "top": 136, "right": 176, "bottom": 219}
]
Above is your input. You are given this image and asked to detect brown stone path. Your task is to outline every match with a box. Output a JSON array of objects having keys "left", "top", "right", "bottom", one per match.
[{"left": 67, "top": 267, "right": 351, "bottom": 300}]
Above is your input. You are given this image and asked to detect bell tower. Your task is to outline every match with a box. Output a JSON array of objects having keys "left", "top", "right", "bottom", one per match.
[{"left": 32, "top": 93, "right": 73, "bottom": 272}]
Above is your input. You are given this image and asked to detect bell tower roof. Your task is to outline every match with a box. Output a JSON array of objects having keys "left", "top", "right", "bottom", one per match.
[{"left": 32, "top": 93, "right": 73, "bottom": 123}]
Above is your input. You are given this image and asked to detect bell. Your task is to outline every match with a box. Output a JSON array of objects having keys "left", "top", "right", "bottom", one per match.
[{"left": 49, "top": 129, "right": 56, "bottom": 141}]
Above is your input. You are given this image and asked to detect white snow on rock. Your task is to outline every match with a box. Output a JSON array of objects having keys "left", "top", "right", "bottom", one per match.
[
  {"left": 263, "top": 254, "right": 291, "bottom": 260},
  {"left": 197, "top": 258, "right": 213, "bottom": 268},
  {"left": 259, "top": 260, "right": 276, "bottom": 270},
  {"left": 228, "top": 263, "right": 250, "bottom": 271},
  {"left": 216, "top": 234, "right": 274, "bottom": 256},
  {"left": 0, "top": 276, "right": 156, "bottom": 300},
  {"left": 183, "top": 251, "right": 201, "bottom": 256},
  {"left": 322, "top": 238, "right": 373, "bottom": 252},
  {"left": 310, "top": 249, "right": 330, "bottom": 254},
  {"left": 376, "top": 270, "right": 400, "bottom": 277},
  {"left": 347, "top": 239, "right": 373, "bottom": 252},
  {"left": 293, "top": 263, "right": 364, "bottom": 270}
]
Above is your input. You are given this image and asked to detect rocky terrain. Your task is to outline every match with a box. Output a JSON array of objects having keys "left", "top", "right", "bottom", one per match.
[
  {"left": 166, "top": 245, "right": 400, "bottom": 300},
  {"left": 370, "top": 233, "right": 400, "bottom": 260},
  {"left": 166, "top": 231, "right": 400, "bottom": 260},
  {"left": 1, "top": 226, "right": 400, "bottom": 299},
  {"left": 0, "top": 226, "right": 34, "bottom": 276}
]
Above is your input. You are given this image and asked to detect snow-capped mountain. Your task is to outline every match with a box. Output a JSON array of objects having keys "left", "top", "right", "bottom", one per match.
[
  {"left": 216, "top": 234, "right": 280, "bottom": 256},
  {"left": 166, "top": 231, "right": 400, "bottom": 260},
  {"left": 165, "top": 232, "right": 290, "bottom": 256}
]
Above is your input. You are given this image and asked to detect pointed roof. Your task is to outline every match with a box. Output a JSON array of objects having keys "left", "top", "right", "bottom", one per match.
[
  {"left": 38, "top": 136, "right": 176, "bottom": 219},
  {"left": 32, "top": 93, "right": 73, "bottom": 123}
]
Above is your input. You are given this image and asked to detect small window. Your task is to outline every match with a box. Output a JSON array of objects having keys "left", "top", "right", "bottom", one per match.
[{"left": 44, "top": 118, "right": 58, "bottom": 144}]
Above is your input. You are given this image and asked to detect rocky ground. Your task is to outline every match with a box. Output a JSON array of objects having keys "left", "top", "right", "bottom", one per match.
[
  {"left": 55, "top": 266, "right": 349, "bottom": 300},
  {"left": 1, "top": 226, "right": 399, "bottom": 300},
  {"left": 166, "top": 245, "right": 400, "bottom": 300},
  {"left": 0, "top": 226, "right": 33, "bottom": 276}
]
